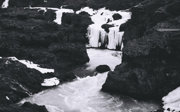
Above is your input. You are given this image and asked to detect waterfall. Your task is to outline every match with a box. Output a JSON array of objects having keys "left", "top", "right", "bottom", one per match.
[
  {"left": 77, "top": 7, "right": 131, "bottom": 50},
  {"left": 27, "top": 7, "right": 131, "bottom": 50}
]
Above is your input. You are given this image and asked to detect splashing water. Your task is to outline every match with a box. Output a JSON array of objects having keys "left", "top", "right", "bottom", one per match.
[
  {"left": 20, "top": 49, "right": 159, "bottom": 112},
  {"left": 77, "top": 7, "right": 131, "bottom": 50}
]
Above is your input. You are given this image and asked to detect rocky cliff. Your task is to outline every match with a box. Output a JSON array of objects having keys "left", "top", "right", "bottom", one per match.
[{"left": 103, "top": 0, "right": 180, "bottom": 101}]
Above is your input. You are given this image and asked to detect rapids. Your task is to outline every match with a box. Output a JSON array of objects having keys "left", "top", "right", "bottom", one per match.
[{"left": 20, "top": 49, "right": 159, "bottom": 112}]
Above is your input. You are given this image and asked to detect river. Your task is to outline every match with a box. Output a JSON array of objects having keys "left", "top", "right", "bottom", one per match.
[{"left": 20, "top": 48, "right": 159, "bottom": 112}]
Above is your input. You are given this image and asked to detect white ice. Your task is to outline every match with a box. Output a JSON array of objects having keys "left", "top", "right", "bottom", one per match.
[
  {"left": 8, "top": 57, "right": 54, "bottom": 74},
  {"left": 163, "top": 87, "right": 180, "bottom": 112},
  {"left": 41, "top": 77, "right": 60, "bottom": 87},
  {"left": 1, "top": 0, "right": 9, "bottom": 8}
]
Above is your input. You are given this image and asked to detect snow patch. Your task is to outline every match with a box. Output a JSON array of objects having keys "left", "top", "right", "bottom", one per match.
[
  {"left": 1, "top": 0, "right": 9, "bottom": 8},
  {"left": 163, "top": 87, "right": 180, "bottom": 112},
  {"left": 41, "top": 77, "right": 60, "bottom": 87},
  {"left": 8, "top": 57, "right": 54, "bottom": 74}
]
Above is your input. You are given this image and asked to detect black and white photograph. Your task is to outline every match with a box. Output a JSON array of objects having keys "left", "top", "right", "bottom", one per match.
[{"left": 0, "top": 0, "right": 180, "bottom": 112}]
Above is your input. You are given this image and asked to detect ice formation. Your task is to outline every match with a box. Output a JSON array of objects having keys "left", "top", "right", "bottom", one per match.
[
  {"left": 163, "top": 87, "right": 180, "bottom": 112},
  {"left": 8, "top": 57, "right": 54, "bottom": 74},
  {"left": 77, "top": 7, "right": 131, "bottom": 50},
  {"left": 1, "top": 0, "right": 9, "bottom": 8}
]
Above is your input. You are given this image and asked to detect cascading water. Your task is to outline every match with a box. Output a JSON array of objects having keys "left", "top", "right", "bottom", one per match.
[
  {"left": 77, "top": 7, "right": 131, "bottom": 50},
  {"left": 19, "top": 7, "right": 159, "bottom": 112}
]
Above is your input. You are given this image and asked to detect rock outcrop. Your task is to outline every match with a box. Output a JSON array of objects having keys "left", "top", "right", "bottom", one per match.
[
  {"left": 0, "top": 6, "right": 92, "bottom": 112},
  {"left": 0, "top": 8, "right": 91, "bottom": 80},
  {"left": 96, "top": 65, "right": 110, "bottom": 73},
  {"left": 102, "top": 0, "right": 180, "bottom": 100}
]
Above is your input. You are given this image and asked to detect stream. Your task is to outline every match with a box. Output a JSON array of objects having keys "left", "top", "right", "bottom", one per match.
[{"left": 20, "top": 48, "right": 159, "bottom": 112}]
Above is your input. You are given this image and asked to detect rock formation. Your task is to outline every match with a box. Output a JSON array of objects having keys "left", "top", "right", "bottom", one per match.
[{"left": 103, "top": 0, "right": 180, "bottom": 100}]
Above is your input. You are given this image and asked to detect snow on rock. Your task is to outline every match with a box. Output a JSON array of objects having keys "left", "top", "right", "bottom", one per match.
[
  {"left": 41, "top": 77, "right": 60, "bottom": 87},
  {"left": 77, "top": 7, "right": 131, "bottom": 50},
  {"left": 8, "top": 57, "right": 54, "bottom": 74},
  {"left": 162, "top": 87, "right": 180, "bottom": 112},
  {"left": 1, "top": 0, "right": 9, "bottom": 8}
]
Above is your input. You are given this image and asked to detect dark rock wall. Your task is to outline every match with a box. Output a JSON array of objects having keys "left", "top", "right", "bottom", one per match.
[{"left": 103, "top": 0, "right": 180, "bottom": 100}]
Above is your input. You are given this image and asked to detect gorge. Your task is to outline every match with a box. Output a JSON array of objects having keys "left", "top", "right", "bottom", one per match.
[{"left": 0, "top": 0, "right": 180, "bottom": 112}]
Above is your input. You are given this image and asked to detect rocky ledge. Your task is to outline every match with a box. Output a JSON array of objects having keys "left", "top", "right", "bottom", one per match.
[{"left": 102, "top": 0, "right": 180, "bottom": 100}]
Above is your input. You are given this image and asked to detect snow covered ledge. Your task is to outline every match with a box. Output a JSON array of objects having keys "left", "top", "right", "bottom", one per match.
[{"left": 162, "top": 87, "right": 180, "bottom": 112}]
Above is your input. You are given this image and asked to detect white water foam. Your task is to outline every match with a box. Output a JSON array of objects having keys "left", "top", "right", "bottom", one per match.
[
  {"left": 77, "top": 7, "right": 131, "bottom": 50},
  {"left": 163, "top": 87, "right": 180, "bottom": 112},
  {"left": 20, "top": 49, "right": 158, "bottom": 112},
  {"left": 28, "top": 7, "right": 74, "bottom": 25},
  {"left": 8, "top": 57, "right": 54, "bottom": 74}
]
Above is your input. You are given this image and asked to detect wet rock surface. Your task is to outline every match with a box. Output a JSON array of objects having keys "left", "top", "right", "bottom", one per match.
[
  {"left": 103, "top": 0, "right": 180, "bottom": 100},
  {"left": 96, "top": 65, "right": 110, "bottom": 73}
]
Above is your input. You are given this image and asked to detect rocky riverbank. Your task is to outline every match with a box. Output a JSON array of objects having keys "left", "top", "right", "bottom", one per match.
[
  {"left": 0, "top": 7, "right": 92, "bottom": 112},
  {"left": 102, "top": 0, "right": 180, "bottom": 104}
]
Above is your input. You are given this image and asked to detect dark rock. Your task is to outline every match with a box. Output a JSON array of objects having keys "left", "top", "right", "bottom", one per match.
[
  {"left": 0, "top": 7, "right": 92, "bottom": 112},
  {"left": 102, "top": 0, "right": 180, "bottom": 100},
  {"left": 0, "top": 58, "right": 54, "bottom": 105},
  {"left": 101, "top": 24, "right": 114, "bottom": 33},
  {"left": 112, "top": 13, "right": 122, "bottom": 20},
  {"left": 0, "top": 102, "right": 48, "bottom": 112},
  {"left": 96, "top": 65, "right": 110, "bottom": 73},
  {"left": 0, "top": 8, "right": 91, "bottom": 77}
]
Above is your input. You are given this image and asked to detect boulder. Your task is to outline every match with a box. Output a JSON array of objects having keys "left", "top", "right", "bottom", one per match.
[
  {"left": 96, "top": 65, "right": 110, "bottom": 73},
  {"left": 112, "top": 13, "right": 122, "bottom": 20}
]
